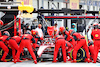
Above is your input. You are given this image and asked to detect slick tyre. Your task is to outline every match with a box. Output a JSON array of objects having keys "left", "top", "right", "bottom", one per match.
[{"left": 70, "top": 48, "right": 86, "bottom": 62}]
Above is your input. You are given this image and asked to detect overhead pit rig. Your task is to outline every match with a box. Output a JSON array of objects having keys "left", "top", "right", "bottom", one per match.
[
  {"left": 32, "top": 8, "right": 100, "bottom": 36},
  {"left": 0, "top": 2, "right": 34, "bottom": 36}
]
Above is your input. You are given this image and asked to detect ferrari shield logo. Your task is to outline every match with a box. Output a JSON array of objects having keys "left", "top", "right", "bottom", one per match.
[
  {"left": 95, "top": 34, "right": 99, "bottom": 37},
  {"left": 33, "top": 32, "right": 35, "bottom": 34},
  {"left": 95, "top": 29, "right": 97, "bottom": 31}
]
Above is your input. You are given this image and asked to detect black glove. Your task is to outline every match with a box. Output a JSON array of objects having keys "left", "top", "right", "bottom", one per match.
[
  {"left": 59, "top": 32, "right": 61, "bottom": 35},
  {"left": 65, "top": 34, "right": 68, "bottom": 40},
  {"left": 69, "top": 38, "right": 72, "bottom": 42},
  {"left": 31, "top": 38, "right": 35, "bottom": 43},
  {"left": 35, "top": 36, "right": 40, "bottom": 39},
  {"left": 6, "top": 37, "right": 11, "bottom": 41},
  {"left": 77, "top": 38, "right": 80, "bottom": 41}
]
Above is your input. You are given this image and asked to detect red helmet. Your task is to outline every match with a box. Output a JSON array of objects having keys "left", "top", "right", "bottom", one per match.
[
  {"left": 3, "top": 31, "right": 10, "bottom": 36},
  {"left": 69, "top": 29, "right": 75, "bottom": 35},
  {"left": 0, "top": 20, "right": 3, "bottom": 26},
  {"left": 54, "top": 29, "right": 57, "bottom": 32},
  {"left": 93, "top": 23, "right": 98, "bottom": 29},
  {"left": 93, "top": 23, "right": 98, "bottom": 26},
  {"left": 98, "top": 24, "right": 100, "bottom": 29},
  {"left": 31, "top": 30, "right": 38, "bottom": 35},
  {"left": 59, "top": 27, "right": 65, "bottom": 32}
]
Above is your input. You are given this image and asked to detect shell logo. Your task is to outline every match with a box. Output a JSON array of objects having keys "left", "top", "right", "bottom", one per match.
[
  {"left": 15, "top": 36, "right": 17, "bottom": 37},
  {"left": 25, "top": 34, "right": 27, "bottom": 36},
  {"left": 95, "top": 34, "right": 99, "bottom": 37},
  {"left": 95, "top": 29, "right": 97, "bottom": 31},
  {"left": 17, "top": 23, "right": 19, "bottom": 26},
  {"left": 33, "top": 32, "right": 35, "bottom": 34},
  {"left": 59, "top": 29, "right": 61, "bottom": 31}
]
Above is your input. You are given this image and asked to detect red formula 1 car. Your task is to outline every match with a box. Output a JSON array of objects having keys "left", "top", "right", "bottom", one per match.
[{"left": 36, "top": 26, "right": 87, "bottom": 62}]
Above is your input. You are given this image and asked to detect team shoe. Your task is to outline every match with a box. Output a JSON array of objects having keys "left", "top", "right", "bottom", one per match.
[
  {"left": 27, "top": 58, "right": 32, "bottom": 60},
  {"left": 90, "top": 59, "right": 92, "bottom": 62},
  {"left": 71, "top": 59, "right": 76, "bottom": 63},
  {"left": 22, "top": 58, "right": 26, "bottom": 60},
  {"left": 85, "top": 58, "right": 90, "bottom": 63},
  {"left": 84, "top": 58, "right": 90, "bottom": 63},
  {"left": 52, "top": 60, "right": 57, "bottom": 63},
  {"left": 34, "top": 60, "right": 37, "bottom": 64},
  {"left": 93, "top": 61, "right": 96, "bottom": 63},
  {"left": 12, "top": 59, "right": 15, "bottom": 62},
  {"left": 63, "top": 61, "right": 66, "bottom": 63},
  {"left": 12, "top": 59, "right": 22, "bottom": 62},
  {"left": 17, "top": 59, "right": 22, "bottom": 62},
  {"left": 1, "top": 59, "right": 7, "bottom": 62},
  {"left": 14, "top": 59, "right": 17, "bottom": 63}
]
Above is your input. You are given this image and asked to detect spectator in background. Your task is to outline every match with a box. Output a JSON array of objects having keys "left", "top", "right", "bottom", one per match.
[
  {"left": 54, "top": 23, "right": 59, "bottom": 33},
  {"left": 31, "top": 22, "right": 36, "bottom": 30},
  {"left": 21, "top": 21, "right": 25, "bottom": 29},
  {"left": 35, "top": 24, "right": 44, "bottom": 38},
  {"left": 71, "top": 23, "right": 77, "bottom": 32},
  {"left": 22, "top": 25, "right": 27, "bottom": 34},
  {"left": 21, "top": 21, "right": 25, "bottom": 34},
  {"left": 21, "top": 23, "right": 30, "bottom": 34},
  {"left": 26, "top": 23, "right": 30, "bottom": 30}
]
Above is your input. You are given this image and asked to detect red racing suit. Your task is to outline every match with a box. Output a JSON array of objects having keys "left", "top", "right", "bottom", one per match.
[
  {"left": 64, "top": 31, "right": 76, "bottom": 48},
  {"left": 53, "top": 35, "right": 66, "bottom": 62},
  {"left": 89, "top": 45, "right": 94, "bottom": 60},
  {"left": 14, "top": 34, "right": 37, "bottom": 63},
  {"left": 8, "top": 36, "right": 21, "bottom": 60},
  {"left": 65, "top": 41, "right": 73, "bottom": 61},
  {"left": 91, "top": 29, "right": 100, "bottom": 63},
  {"left": 72, "top": 33, "right": 90, "bottom": 62},
  {"left": 0, "top": 35, "right": 9, "bottom": 61},
  {"left": 32, "top": 35, "right": 43, "bottom": 48}
]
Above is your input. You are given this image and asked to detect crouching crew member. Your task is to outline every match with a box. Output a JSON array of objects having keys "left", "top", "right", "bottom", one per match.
[
  {"left": 53, "top": 35, "right": 66, "bottom": 63},
  {"left": 8, "top": 36, "right": 21, "bottom": 62},
  {"left": 69, "top": 29, "right": 90, "bottom": 63},
  {"left": 14, "top": 31, "right": 37, "bottom": 64},
  {"left": 91, "top": 23, "right": 100, "bottom": 63},
  {"left": 0, "top": 31, "right": 9, "bottom": 62},
  {"left": 31, "top": 30, "right": 43, "bottom": 48}
]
